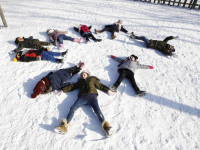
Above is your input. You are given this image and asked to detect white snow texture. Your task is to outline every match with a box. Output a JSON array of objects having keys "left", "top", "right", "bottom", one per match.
[{"left": 0, "top": 0, "right": 200, "bottom": 150}]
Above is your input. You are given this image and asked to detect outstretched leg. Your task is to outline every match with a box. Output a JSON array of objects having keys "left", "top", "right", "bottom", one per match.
[
  {"left": 126, "top": 71, "right": 140, "bottom": 93},
  {"left": 42, "top": 51, "right": 61, "bottom": 62}
]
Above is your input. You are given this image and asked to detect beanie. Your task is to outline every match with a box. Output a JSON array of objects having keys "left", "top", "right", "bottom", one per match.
[
  {"left": 47, "top": 29, "right": 54, "bottom": 34},
  {"left": 31, "top": 81, "right": 46, "bottom": 98}
]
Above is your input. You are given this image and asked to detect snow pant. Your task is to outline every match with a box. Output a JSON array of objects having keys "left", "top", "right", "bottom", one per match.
[
  {"left": 67, "top": 98, "right": 105, "bottom": 123},
  {"left": 135, "top": 36, "right": 150, "bottom": 47},
  {"left": 57, "top": 34, "right": 74, "bottom": 44},
  {"left": 42, "top": 51, "right": 61, "bottom": 63},
  {"left": 100, "top": 27, "right": 115, "bottom": 37},
  {"left": 65, "top": 66, "right": 81, "bottom": 76},
  {"left": 113, "top": 69, "right": 140, "bottom": 93},
  {"left": 83, "top": 33, "right": 97, "bottom": 41},
  {"left": 33, "top": 41, "right": 50, "bottom": 49}
]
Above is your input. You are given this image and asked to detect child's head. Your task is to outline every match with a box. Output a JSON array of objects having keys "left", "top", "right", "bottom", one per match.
[
  {"left": 118, "top": 20, "right": 123, "bottom": 24},
  {"left": 15, "top": 37, "right": 24, "bottom": 45},
  {"left": 81, "top": 71, "right": 90, "bottom": 79},
  {"left": 166, "top": 44, "right": 175, "bottom": 52},
  {"left": 46, "top": 29, "right": 54, "bottom": 35},
  {"left": 129, "top": 54, "right": 138, "bottom": 61}
]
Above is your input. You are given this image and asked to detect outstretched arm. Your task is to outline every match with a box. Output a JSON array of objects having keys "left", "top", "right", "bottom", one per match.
[
  {"left": 137, "top": 64, "right": 153, "bottom": 69},
  {"left": 62, "top": 82, "right": 79, "bottom": 93},
  {"left": 74, "top": 27, "right": 79, "bottom": 32},
  {"left": 163, "top": 36, "right": 174, "bottom": 42},
  {"left": 110, "top": 55, "right": 123, "bottom": 62},
  {"left": 121, "top": 26, "right": 128, "bottom": 33}
]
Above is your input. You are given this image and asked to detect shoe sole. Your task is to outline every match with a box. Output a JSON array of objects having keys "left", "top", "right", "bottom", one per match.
[{"left": 135, "top": 92, "right": 146, "bottom": 97}]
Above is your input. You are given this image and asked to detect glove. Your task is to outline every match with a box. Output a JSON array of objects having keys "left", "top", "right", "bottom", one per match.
[
  {"left": 149, "top": 66, "right": 154, "bottom": 69},
  {"left": 173, "top": 36, "right": 179, "bottom": 39},
  {"left": 110, "top": 55, "right": 115, "bottom": 58},
  {"left": 9, "top": 50, "right": 15, "bottom": 54},
  {"left": 108, "top": 90, "right": 115, "bottom": 96},
  {"left": 36, "top": 56, "right": 41, "bottom": 61}
]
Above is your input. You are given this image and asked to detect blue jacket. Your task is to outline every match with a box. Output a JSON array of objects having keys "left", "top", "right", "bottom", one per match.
[{"left": 46, "top": 69, "right": 72, "bottom": 91}]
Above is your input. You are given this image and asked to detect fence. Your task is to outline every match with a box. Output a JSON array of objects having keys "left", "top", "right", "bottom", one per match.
[{"left": 133, "top": 0, "right": 200, "bottom": 9}]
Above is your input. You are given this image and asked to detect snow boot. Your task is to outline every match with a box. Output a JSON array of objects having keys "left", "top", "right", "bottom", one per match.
[
  {"left": 59, "top": 44, "right": 65, "bottom": 50},
  {"left": 135, "top": 91, "right": 146, "bottom": 97},
  {"left": 57, "top": 59, "right": 64, "bottom": 63},
  {"left": 61, "top": 49, "right": 68, "bottom": 57},
  {"left": 101, "top": 120, "right": 113, "bottom": 137},
  {"left": 95, "top": 29, "right": 101, "bottom": 34},
  {"left": 109, "top": 85, "right": 117, "bottom": 93},
  {"left": 86, "top": 39, "right": 91, "bottom": 43},
  {"left": 54, "top": 118, "right": 70, "bottom": 135},
  {"left": 95, "top": 39, "right": 102, "bottom": 42},
  {"left": 111, "top": 35, "right": 116, "bottom": 39},
  {"left": 73, "top": 37, "right": 82, "bottom": 43},
  {"left": 130, "top": 32, "right": 136, "bottom": 39}
]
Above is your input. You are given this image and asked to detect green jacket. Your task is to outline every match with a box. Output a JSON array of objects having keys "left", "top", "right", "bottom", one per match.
[
  {"left": 62, "top": 76, "right": 109, "bottom": 97},
  {"left": 147, "top": 36, "right": 174, "bottom": 56}
]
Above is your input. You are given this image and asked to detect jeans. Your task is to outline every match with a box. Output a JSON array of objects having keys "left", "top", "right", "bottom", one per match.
[
  {"left": 42, "top": 51, "right": 60, "bottom": 62},
  {"left": 67, "top": 98, "right": 105, "bottom": 123},
  {"left": 83, "top": 33, "right": 97, "bottom": 41},
  {"left": 57, "top": 34, "right": 74, "bottom": 44},
  {"left": 114, "top": 69, "right": 140, "bottom": 93},
  {"left": 135, "top": 36, "right": 150, "bottom": 47}
]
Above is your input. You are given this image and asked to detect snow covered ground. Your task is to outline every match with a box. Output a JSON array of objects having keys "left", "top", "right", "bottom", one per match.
[{"left": 0, "top": 0, "right": 200, "bottom": 149}]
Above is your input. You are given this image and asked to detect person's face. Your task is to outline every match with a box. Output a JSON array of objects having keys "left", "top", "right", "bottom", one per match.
[
  {"left": 18, "top": 37, "right": 24, "bottom": 42},
  {"left": 169, "top": 45, "right": 174, "bottom": 50},
  {"left": 82, "top": 72, "right": 88, "bottom": 79},
  {"left": 131, "top": 57, "right": 135, "bottom": 61}
]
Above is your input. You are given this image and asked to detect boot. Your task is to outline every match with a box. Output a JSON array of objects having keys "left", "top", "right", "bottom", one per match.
[
  {"left": 101, "top": 120, "right": 113, "bottom": 137},
  {"left": 54, "top": 118, "right": 70, "bottom": 135},
  {"left": 95, "top": 29, "right": 101, "bottom": 34},
  {"left": 73, "top": 37, "right": 82, "bottom": 43},
  {"left": 130, "top": 32, "right": 136, "bottom": 39},
  {"left": 109, "top": 85, "right": 117, "bottom": 93},
  {"left": 135, "top": 91, "right": 146, "bottom": 97},
  {"left": 95, "top": 39, "right": 102, "bottom": 42},
  {"left": 111, "top": 35, "right": 116, "bottom": 39},
  {"left": 59, "top": 44, "right": 65, "bottom": 50},
  {"left": 61, "top": 49, "right": 68, "bottom": 57},
  {"left": 57, "top": 59, "right": 64, "bottom": 63},
  {"left": 86, "top": 39, "right": 91, "bottom": 43}
]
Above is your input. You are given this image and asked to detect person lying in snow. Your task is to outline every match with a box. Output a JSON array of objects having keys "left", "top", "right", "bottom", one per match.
[
  {"left": 10, "top": 36, "right": 52, "bottom": 54},
  {"left": 94, "top": 20, "right": 129, "bottom": 39},
  {"left": 46, "top": 29, "right": 82, "bottom": 50},
  {"left": 13, "top": 47, "right": 67, "bottom": 63},
  {"left": 74, "top": 24, "right": 102, "bottom": 43},
  {"left": 54, "top": 70, "right": 115, "bottom": 137},
  {"left": 31, "top": 61, "right": 86, "bottom": 99},
  {"left": 109, "top": 54, "right": 154, "bottom": 97},
  {"left": 130, "top": 32, "right": 179, "bottom": 57}
]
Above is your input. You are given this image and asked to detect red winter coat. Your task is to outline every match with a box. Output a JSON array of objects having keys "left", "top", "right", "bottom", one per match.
[{"left": 80, "top": 25, "right": 90, "bottom": 33}]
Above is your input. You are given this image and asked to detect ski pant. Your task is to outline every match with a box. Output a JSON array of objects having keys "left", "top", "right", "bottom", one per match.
[
  {"left": 113, "top": 69, "right": 140, "bottom": 93},
  {"left": 57, "top": 34, "right": 74, "bottom": 44},
  {"left": 135, "top": 36, "right": 150, "bottom": 47},
  {"left": 65, "top": 66, "right": 81, "bottom": 77},
  {"left": 67, "top": 98, "right": 105, "bottom": 123},
  {"left": 42, "top": 51, "right": 61, "bottom": 63},
  {"left": 100, "top": 27, "right": 115, "bottom": 37},
  {"left": 83, "top": 33, "right": 97, "bottom": 41}
]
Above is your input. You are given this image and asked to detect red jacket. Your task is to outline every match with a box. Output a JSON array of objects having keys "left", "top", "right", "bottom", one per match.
[{"left": 81, "top": 25, "right": 90, "bottom": 33}]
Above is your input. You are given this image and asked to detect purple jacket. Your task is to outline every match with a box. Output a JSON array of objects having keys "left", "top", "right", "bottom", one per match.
[{"left": 48, "top": 29, "right": 68, "bottom": 41}]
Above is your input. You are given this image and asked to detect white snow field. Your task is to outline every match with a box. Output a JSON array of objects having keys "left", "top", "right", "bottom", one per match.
[{"left": 0, "top": 0, "right": 200, "bottom": 149}]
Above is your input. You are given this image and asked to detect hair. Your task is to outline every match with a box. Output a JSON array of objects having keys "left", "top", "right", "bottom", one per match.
[
  {"left": 15, "top": 37, "right": 20, "bottom": 45},
  {"left": 81, "top": 71, "right": 90, "bottom": 78}
]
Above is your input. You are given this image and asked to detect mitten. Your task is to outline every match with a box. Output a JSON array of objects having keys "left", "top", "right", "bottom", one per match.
[
  {"left": 108, "top": 90, "right": 115, "bottom": 96},
  {"left": 110, "top": 55, "right": 115, "bottom": 58},
  {"left": 173, "top": 36, "right": 179, "bottom": 39},
  {"left": 149, "top": 66, "right": 154, "bottom": 69}
]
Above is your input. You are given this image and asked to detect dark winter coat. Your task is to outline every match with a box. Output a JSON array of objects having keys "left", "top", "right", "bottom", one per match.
[
  {"left": 147, "top": 36, "right": 174, "bottom": 56},
  {"left": 14, "top": 36, "right": 40, "bottom": 53},
  {"left": 105, "top": 24, "right": 128, "bottom": 33},
  {"left": 46, "top": 69, "right": 72, "bottom": 91},
  {"left": 17, "top": 49, "right": 43, "bottom": 62},
  {"left": 62, "top": 76, "right": 109, "bottom": 97},
  {"left": 112, "top": 57, "right": 149, "bottom": 73},
  {"left": 74, "top": 25, "right": 92, "bottom": 36}
]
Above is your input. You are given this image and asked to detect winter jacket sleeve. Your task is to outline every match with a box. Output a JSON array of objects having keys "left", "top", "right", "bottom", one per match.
[
  {"left": 60, "top": 31, "right": 68, "bottom": 34},
  {"left": 163, "top": 36, "right": 174, "bottom": 43},
  {"left": 49, "top": 34, "right": 54, "bottom": 42},
  {"left": 74, "top": 27, "right": 79, "bottom": 32},
  {"left": 112, "top": 56, "right": 124, "bottom": 62},
  {"left": 88, "top": 26, "right": 92, "bottom": 30},
  {"left": 14, "top": 43, "right": 24, "bottom": 53},
  {"left": 121, "top": 26, "right": 128, "bottom": 33},
  {"left": 94, "top": 79, "right": 109, "bottom": 93},
  {"left": 62, "top": 82, "right": 79, "bottom": 93},
  {"left": 136, "top": 64, "right": 150, "bottom": 69}
]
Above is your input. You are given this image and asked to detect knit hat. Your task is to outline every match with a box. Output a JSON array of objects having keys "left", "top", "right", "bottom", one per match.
[
  {"left": 31, "top": 81, "right": 46, "bottom": 98},
  {"left": 130, "top": 54, "right": 138, "bottom": 60},
  {"left": 41, "top": 77, "right": 50, "bottom": 86},
  {"left": 46, "top": 29, "right": 54, "bottom": 34},
  {"left": 15, "top": 37, "right": 20, "bottom": 45}
]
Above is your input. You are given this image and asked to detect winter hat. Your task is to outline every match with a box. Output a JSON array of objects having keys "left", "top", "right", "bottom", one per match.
[
  {"left": 130, "top": 54, "right": 138, "bottom": 60},
  {"left": 41, "top": 77, "right": 50, "bottom": 86},
  {"left": 31, "top": 81, "right": 46, "bottom": 98},
  {"left": 118, "top": 20, "right": 123, "bottom": 24},
  {"left": 47, "top": 29, "right": 54, "bottom": 34}
]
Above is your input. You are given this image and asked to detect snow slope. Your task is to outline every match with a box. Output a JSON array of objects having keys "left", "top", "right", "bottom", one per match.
[{"left": 0, "top": 0, "right": 200, "bottom": 149}]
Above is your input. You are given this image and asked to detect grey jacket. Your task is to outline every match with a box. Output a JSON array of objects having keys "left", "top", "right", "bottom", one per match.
[{"left": 113, "top": 57, "right": 149, "bottom": 73}]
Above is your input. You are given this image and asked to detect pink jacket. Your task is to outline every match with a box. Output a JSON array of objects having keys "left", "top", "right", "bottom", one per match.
[{"left": 49, "top": 29, "right": 68, "bottom": 41}]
